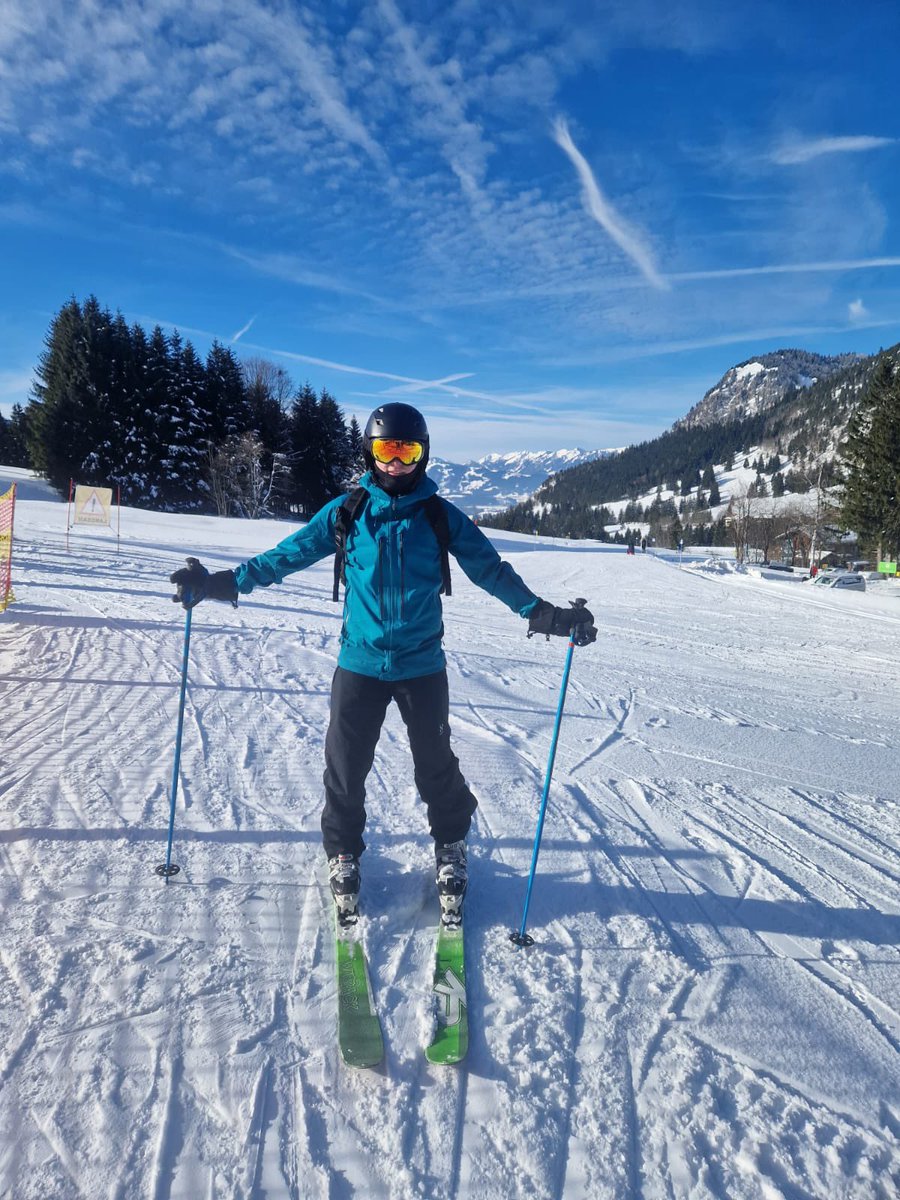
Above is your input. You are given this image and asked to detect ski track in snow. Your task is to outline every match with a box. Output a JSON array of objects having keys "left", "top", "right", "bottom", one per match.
[{"left": 1, "top": 506, "right": 899, "bottom": 1198}]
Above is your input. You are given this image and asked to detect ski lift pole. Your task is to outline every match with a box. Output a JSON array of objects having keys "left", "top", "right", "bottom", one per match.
[
  {"left": 155, "top": 598, "right": 193, "bottom": 880},
  {"left": 510, "top": 615, "right": 580, "bottom": 948}
]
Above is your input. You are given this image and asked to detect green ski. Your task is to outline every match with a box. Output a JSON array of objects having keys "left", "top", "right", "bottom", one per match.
[
  {"left": 425, "top": 921, "right": 468, "bottom": 1065},
  {"left": 335, "top": 918, "right": 384, "bottom": 1069}
]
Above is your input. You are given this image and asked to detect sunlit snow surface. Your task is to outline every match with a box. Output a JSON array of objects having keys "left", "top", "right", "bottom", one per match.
[{"left": 1, "top": 488, "right": 898, "bottom": 1200}]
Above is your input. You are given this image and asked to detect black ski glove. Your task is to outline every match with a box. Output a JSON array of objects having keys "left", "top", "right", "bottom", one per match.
[
  {"left": 528, "top": 598, "right": 597, "bottom": 646},
  {"left": 170, "top": 557, "right": 238, "bottom": 610}
]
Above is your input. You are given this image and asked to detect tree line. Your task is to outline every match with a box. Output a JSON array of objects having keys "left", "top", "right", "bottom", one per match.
[
  {"left": 8, "top": 297, "right": 898, "bottom": 559},
  {"left": 0, "top": 404, "right": 29, "bottom": 469},
  {"left": 13, "top": 295, "right": 365, "bottom": 517}
]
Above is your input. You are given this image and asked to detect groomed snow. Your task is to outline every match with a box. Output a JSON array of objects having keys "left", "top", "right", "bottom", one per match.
[{"left": 1, "top": 487, "right": 898, "bottom": 1199}]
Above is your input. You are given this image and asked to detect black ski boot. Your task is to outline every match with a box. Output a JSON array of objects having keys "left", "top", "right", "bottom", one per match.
[
  {"left": 435, "top": 840, "right": 467, "bottom": 928},
  {"left": 328, "top": 853, "right": 361, "bottom": 928}
]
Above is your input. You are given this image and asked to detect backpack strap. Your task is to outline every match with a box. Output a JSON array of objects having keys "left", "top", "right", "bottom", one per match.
[
  {"left": 333, "top": 486, "right": 368, "bottom": 602},
  {"left": 422, "top": 494, "right": 452, "bottom": 597},
  {"left": 332, "top": 489, "right": 453, "bottom": 601}
]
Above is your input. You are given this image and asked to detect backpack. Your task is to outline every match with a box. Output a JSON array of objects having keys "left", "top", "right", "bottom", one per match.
[{"left": 332, "top": 487, "right": 452, "bottom": 602}]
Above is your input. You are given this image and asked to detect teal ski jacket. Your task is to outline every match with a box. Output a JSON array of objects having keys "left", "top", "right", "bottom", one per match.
[{"left": 235, "top": 472, "right": 540, "bottom": 680}]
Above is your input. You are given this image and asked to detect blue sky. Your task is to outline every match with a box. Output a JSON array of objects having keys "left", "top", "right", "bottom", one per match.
[{"left": 1, "top": 0, "right": 898, "bottom": 461}]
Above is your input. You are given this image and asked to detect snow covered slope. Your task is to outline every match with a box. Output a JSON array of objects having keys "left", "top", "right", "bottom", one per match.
[
  {"left": 428, "top": 448, "right": 615, "bottom": 515},
  {"left": 0, "top": 464, "right": 58, "bottom": 502},
  {"left": 1, "top": 495, "right": 899, "bottom": 1199}
]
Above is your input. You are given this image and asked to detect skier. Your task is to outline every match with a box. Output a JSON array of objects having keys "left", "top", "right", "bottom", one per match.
[{"left": 169, "top": 403, "right": 596, "bottom": 928}]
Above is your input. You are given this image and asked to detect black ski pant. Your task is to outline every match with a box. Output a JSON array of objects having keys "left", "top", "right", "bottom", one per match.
[{"left": 321, "top": 666, "right": 477, "bottom": 859}]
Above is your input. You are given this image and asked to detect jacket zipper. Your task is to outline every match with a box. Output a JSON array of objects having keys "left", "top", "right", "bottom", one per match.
[
  {"left": 399, "top": 530, "right": 405, "bottom": 620},
  {"left": 387, "top": 499, "right": 398, "bottom": 671},
  {"left": 378, "top": 537, "right": 385, "bottom": 624}
]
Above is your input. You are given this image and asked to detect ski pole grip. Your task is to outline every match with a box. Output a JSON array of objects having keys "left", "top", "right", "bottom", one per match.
[{"left": 182, "top": 557, "right": 202, "bottom": 609}]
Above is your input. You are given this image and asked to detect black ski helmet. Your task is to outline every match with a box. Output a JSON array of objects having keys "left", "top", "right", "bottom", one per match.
[{"left": 363, "top": 402, "right": 430, "bottom": 493}]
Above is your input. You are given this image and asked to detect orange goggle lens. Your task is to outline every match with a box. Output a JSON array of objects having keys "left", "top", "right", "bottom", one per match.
[{"left": 370, "top": 438, "right": 424, "bottom": 465}]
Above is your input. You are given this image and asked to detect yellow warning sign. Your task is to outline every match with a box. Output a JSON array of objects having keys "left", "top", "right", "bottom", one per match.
[{"left": 74, "top": 485, "right": 113, "bottom": 526}]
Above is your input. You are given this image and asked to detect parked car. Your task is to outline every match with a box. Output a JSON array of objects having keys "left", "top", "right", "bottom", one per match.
[
  {"left": 761, "top": 561, "right": 794, "bottom": 573},
  {"left": 816, "top": 572, "right": 867, "bottom": 592}
]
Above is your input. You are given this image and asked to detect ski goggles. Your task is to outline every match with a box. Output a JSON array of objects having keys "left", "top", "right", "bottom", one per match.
[{"left": 370, "top": 438, "right": 425, "bottom": 465}]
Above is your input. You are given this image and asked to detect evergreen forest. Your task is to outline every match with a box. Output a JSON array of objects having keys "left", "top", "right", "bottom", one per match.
[
  {"left": 14, "top": 296, "right": 365, "bottom": 517},
  {"left": 839, "top": 353, "right": 900, "bottom": 562}
]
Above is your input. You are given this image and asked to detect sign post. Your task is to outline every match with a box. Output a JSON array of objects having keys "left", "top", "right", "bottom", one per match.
[
  {"left": 74, "top": 485, "right": 113, "bottom": 526},
  {"left": 66, "top": 482, "right": 118, "bottom": 552}
]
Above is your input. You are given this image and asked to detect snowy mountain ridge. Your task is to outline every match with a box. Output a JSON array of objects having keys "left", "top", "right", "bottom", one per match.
[
  {"left": 677, "top": 348, "right": 861, "bottom": 429},
  {"left": 427, "top": 447, "right": 617, "bottom": 515}
]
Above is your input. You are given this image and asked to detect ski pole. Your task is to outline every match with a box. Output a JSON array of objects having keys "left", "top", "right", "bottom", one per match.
[
  {"left": 155, "top": 598, "right": 193, "bottom": 880},
  {"left": 510, "top": 604, "right": 583, "bottom": 947}
]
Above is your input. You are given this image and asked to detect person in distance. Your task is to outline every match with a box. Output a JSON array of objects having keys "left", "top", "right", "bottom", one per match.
[{"left": 170, "top": 402, "right": 596, "bottom": 927}]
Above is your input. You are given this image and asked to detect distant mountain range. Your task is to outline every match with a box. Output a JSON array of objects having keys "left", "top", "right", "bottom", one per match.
[
  {"left": 432, "top": 348, "right": 880, "bottom": 523},
  {"left": 478, "top": 341, "right": 898, "bottom": 539},
  {"left": 427, "top": 448, "right": 616, "bottom": 515}
]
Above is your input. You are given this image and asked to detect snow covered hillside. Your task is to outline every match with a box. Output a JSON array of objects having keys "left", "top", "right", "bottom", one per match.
[
  {"left": 600, "top": 445, "right": 821, "bottom": 540},
  {"left": 678, "top": 349, "right": 861, "bottom": 429},
  {"left": 428, "top": 449, "right": 615, "bottom": 516},
  {"left": 2, "top": 487, "right": 899, "bottom": 1199}
]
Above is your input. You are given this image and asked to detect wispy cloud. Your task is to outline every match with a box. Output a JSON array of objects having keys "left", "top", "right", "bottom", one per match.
[
  {"left": 432, "top": 256, "right": 900, "bottom": 306},
  {"left": 376, "top": 0, "right": 493, "bottom": 197},
  {"left": 429, "top": 255, "right": 900, "bottom": 312},
  {"left": 388, "top": 373, "right": 475, "bottom": 395},
  {"left": 0, "top": 0, "right": 389, "bottom": 182},
  {"left": 669, "top": 256, "right": 900, "bottom": 282},
  {"left": 249, "top": 346, "right": 503, "bottom": 403},
  {"left": 848, "top": 298, "right": 868, "bottom": 322},
  {"left": 246, "top": 343, "right": 611, "bottom": 417},
  {"left": 547, "top": 315, "right": 900, "bottom": 365},
  {"left": 229, "top": 315, "right": 256, "bottom": 343},
  {"left": 219, "top": 244, "right": 400, "bottom": 308},
  {"left": 771, "top": 135, "right": 897, "bottom": 165},
  {"left": 552, "top": 117, "right": 668, "bottom": 290}
]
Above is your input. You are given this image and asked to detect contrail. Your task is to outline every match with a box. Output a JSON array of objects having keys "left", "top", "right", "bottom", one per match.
[
  {"left": 230, "top": 315, "right": 256, "bottom": 343},
  {"left": 553, "top": 118, "right": 668, "bottom": 291},
  {"left": 771, "top": 135, "right": 897, "bottom": 165}
]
